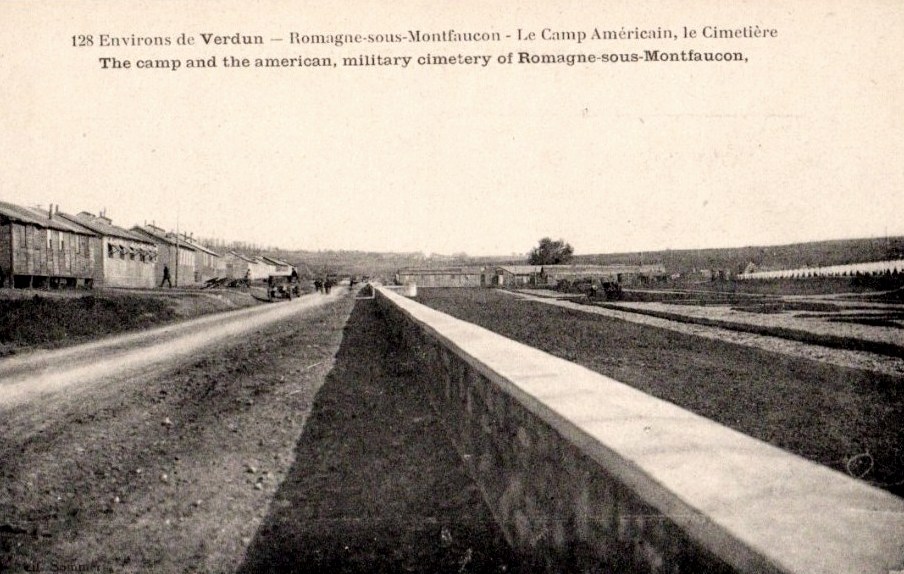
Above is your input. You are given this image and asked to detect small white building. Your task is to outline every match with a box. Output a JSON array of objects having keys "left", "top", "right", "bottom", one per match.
[
  {"left": 223, "top": 251, "right": 270, "bottom": 280},
  {"left": 261, "top": 255, "right": 297, "bottom": 278}
]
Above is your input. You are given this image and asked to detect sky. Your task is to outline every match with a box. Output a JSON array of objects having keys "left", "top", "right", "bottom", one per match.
[{"left": 1, "top": 1, "right": 902, "bottom": 256}]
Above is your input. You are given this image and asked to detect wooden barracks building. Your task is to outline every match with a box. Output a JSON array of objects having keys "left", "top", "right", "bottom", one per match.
[
  {"left": 131, "top": 224, "right": 197, "bottom": 288},
  {"left": 0, "top": 201, "right": 97, "bottom": 288},
  {"left": 0, "top": 198, "right": 299, "bottom": 290},
  {"left": 57, "top": 210, "right": 158, "bottom": 288}
]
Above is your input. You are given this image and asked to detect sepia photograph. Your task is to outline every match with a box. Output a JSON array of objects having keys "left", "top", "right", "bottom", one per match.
[{"left": 1, "top": 1, "right": 902, "bottom": 572}]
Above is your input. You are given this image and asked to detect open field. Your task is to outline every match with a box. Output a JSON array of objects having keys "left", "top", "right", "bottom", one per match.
[
  {"left": 594, "top": 297, "right": 904, "bottom": 358},
  {"left": 416, "top": 288, "right": 904, "bottom": 497},
  {"left": 655, "top": 275, "right": 904, "bottom": 297},
  {"left": 574, "top": 235, "right": 904, "bottom": 277},
  {"left": 515, "top": 289, "right": 904, "bottom": 377}
]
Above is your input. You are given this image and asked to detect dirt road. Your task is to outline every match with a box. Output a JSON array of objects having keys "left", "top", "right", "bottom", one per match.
[
  {"left": 0, "top": 291, "right": 342, "bottom": 408},
  {"left": 0, "top": 291, "right": 353, "bottom": 573},
  {"left": 1, "top": 293, "right": 524, "bottom": 573}
]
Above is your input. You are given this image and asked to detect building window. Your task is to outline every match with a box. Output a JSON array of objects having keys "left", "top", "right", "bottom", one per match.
[
  {"left": 59, "top": 233, "right": 65, "bottom": 251},
  {"left": 47, "top": 230, "right": 52, "bottom": 249},
  {"left": 108, "top": 244, "right": 115, "bottom": 258}
]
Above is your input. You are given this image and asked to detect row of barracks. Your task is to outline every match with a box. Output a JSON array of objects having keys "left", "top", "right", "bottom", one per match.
[
  {"left": 394, "top": 263, "right": 669, "bottom": 289},
  {"left": 0, "top": 200, "right": 294, "bottom": 289}
]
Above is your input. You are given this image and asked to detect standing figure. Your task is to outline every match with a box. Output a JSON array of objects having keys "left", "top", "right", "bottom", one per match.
[
  {"left": 314, "top": 279, "right": 323, "bottom": 293},
  {"left": 324, "top": 278, "right": 332, "bottom": 294},
  {"left": 161, "top": 264, "right": 173, "bottom": 288}
]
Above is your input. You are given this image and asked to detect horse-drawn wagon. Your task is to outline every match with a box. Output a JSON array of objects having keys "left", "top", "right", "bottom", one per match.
[{"left": 267, "top": 274, "right": 301, "bottom": 300}]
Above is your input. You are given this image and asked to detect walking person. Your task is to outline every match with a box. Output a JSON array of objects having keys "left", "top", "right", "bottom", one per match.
[{"left": 161, "top": 264, "right": 173, "bottom": 288}]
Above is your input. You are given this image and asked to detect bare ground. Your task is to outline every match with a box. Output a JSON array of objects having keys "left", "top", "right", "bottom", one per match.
[
  {"left": 0, "top": 293, "right": 523, "bottom": 573},
  {"left": 0, "top": 294, "right": 352, "bottom": 573},
  {"left": 514, "top": 290, "right": 904, "bottom": 377},
  {"left": 238, "top": 298, "right": 526, "bottom": 574}
]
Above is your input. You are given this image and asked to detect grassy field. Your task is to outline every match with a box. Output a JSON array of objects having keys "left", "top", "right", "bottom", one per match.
[{"left": 416, "top": 288, "right": 904, "bottom": 497}]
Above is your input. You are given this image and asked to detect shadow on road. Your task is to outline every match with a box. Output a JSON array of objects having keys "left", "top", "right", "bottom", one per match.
[{"left": 238, "top": 299, "right": 526, "bottom": 573}]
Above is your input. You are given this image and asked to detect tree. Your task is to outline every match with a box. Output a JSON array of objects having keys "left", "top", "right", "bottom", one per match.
[{"left": 528, "top": 237, "right": 574, "bottom": 265}]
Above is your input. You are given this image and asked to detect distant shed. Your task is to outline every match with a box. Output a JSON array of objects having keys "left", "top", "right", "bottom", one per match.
[
  {"left": 396, "top": 266, "right": 484, "bottom": 287},
  {"left": 541, "top": 264, "right": 667, "bottom": 286},
  {"left": 261, "top": 256, "right": 297, "bottom": 278},
  {"left": 494, "top": 265, "right": 541, "bottom": 287},
  {"left": 0, "top": 201, "right": 98, "bottom": 288},
  {"left": 173, "top": 234, "right": 222, "bottom": 283},
  {"left": 223, "top": 251, "right": 270, "bottom": 280}
]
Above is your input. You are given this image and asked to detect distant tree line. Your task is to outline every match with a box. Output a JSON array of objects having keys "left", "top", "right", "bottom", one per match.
[
  {"left": 572, "top": 236, "right": 904, "bottom": 275},
  {"left": 198, "top": 237, "right": 276, "bottom": 253}
]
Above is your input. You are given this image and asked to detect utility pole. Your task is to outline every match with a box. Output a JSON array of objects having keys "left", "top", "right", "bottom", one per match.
[{"left": 174, "top": 212, "right": 180, "bottom": 288}]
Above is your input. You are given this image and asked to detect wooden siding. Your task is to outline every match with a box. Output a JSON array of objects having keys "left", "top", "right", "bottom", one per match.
[
  {"left": 499, "top": 269, "right": 538, "bottom": 286},
  {"left": 396, "top": 272, "right": 482, "bottom": 288},
  {"left": 0, "top": 224, "right": 12, "bottom": 276},
  {"left": 100, "top": 237, "right": 156, "bottom": 288},
  {"left": 192, "top": 250, "right": 219, "bottom": 282},
  {"left": 7, "top": 222, "right": 96, "bottom": 279},
  {"left": 153, "top": 244, "right": 195, "bottom": 287}
]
